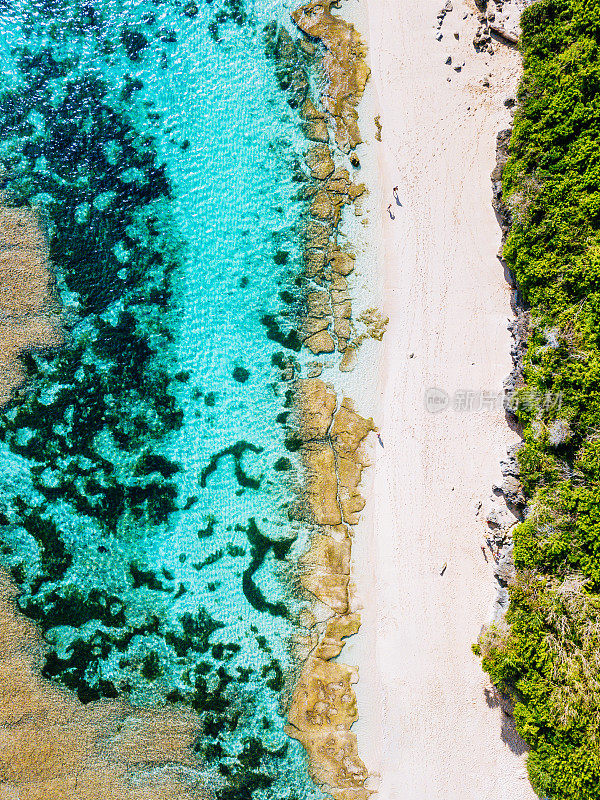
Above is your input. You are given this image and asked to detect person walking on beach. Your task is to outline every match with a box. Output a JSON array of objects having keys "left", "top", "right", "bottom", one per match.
[
  {"left": 393, "top": 186, "right": 402, "bottom": 206},
  {"left": 481, "top": 545, "right": 488, "bottom": 563},
  {"left": 387, "top": 203, "right": 395, "bottom": 219},
  {"left": 377, "top": 433, "right": 384, "bottom": 448}
]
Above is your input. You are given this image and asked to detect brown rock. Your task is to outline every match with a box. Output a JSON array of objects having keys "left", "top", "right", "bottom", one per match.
[
  {"left": 325, "top": 611, "right": 361, "bottom": 641},
  {"left": 333, "top": 299, "right": 352, "bottom": 319},
  {"left": 314, "top": 613, "right": 361, "bottom": 660},
  {"left": 302, "top": 120, "right": 329, "bottom": 142},
  {"left": 331, "top": 272, "right": 348, "bottom": 290},
  {"left": 329, "top": 248, "right": 355, "bottom": 275},
  {"left": 348, "top": 181, "right": 366, "bottom": 201},
  {"left": 305, "top": 220, "right": 332, "bottom": 250},
  {"left": 286, "top": 728, "right": 370, "bottom": 800},
  {"left": 300, "top": 98, "right": 326, "bottom": 120},
  {"left": 339, "top": 345, "right": 358, "bottom": 372},
  {"left": 307, "top": 290, "right": 331, "bottom": 317},
  {"left": 313, "top": 638, "right": 345, "bottom": 661},
  {"left": 304, "top": 248, "right": 326, "bottom": 278},
  {"left": 333, "top": 317, "right": 351, "bottom": 343},
  {"left": 357, "top": 307, "right": 388, "bottom": 341},
  {"left": 299, "top": 38, "right": 317, "bottom": 56},
  {"left": 302, "top": 316, "right": 330, "bottom": 338},
  {"left": 305, "top": 144, "right": 335, "bottom": 179},
  {"left": 337, "top": 455, "right": 365, "bottom": 525},
  {"left": 331, "top": 285, "right": 351, "bottom": 304},
  {"left": 305, "top": 330, "right": 336, "bottom": 354},
  {"left": 302, "top": 444, "right": 342, "bottom": 525},
  {"left": 300, "top": 571, "right": 350, "bottom": 612},
  {"left": 295, "top": 378, "right": 337, "bottom": 438},
  {"left": 293, "top": 0, "right": 370, "bottom": 152},
  {"left": 374, "top": 114, "right": 382, "bottom": 141},
  {"left": 301, "top": 529, "right": 352, "bottom": 575},
  {"left": 306, "top": 361, "right": 324, "bottom": 378},
  {"left": 326, "top": 169, "right": 352, "bottom": 195},
  {"left": 287, "top": 656, "right": 359, "bottom": 733},
  {"left": 331, "top": 397, "right": 374, "bottom": 455},
  {"left": 310, "top": 190, "right": 334, "bottom": 220},
  {"left": 340, "top": 494, "right": 366, "bottom": 527}
]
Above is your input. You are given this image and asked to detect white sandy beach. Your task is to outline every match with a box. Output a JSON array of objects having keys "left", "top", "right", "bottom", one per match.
[{"left": 342, "top": 0, "right": 541, "bottom": 798}]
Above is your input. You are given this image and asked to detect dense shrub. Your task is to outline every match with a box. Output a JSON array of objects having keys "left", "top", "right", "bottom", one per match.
[{"left": 476, "top": 2, "right": 600, "bottom": 797}]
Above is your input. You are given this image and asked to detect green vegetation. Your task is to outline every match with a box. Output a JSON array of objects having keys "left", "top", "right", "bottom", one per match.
[{"left": 475, "top": 2, "right": 600, "bottom": 797}]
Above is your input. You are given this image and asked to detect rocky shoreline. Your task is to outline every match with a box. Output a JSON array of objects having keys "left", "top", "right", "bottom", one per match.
[
  {"left": 482, "top": 124, "right": 528, "bottom": 625},
  {"left": 287, "top": 380, "right": 373, "bottom": 800},
  {"left": 267, "top": 2, "right": 380, "bottom": 797},
  {"left": 480, "top": 7, "right": 546, "bottom": 655}
]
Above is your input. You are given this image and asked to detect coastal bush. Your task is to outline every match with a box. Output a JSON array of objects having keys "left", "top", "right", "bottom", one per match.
[{"left": 477, "top": 2, "right": 600, "bottom": 797}]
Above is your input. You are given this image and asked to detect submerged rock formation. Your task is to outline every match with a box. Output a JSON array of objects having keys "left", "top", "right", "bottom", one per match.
[
  {"left": 265, "top": 13, "right": 384, "bottom": 365},
  {"left": 0, "top": 207, "right": 63, "bottom": 405},
  {"left": 0, "top": 571, "right": 207, "bottom": 800},
  {"left": 291, "top": 0, "right": 370, "bottom": 153},
  {"left": 0, "top": 208, "right": 211, "bottom": 800}
]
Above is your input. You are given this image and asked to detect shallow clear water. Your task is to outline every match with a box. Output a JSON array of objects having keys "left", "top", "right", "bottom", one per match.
[{"left": 0, "top": 0, "right": 320, "bottom": 796}]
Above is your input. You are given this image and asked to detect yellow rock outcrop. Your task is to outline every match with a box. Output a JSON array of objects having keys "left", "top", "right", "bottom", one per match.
[
  {"left": 288, "top": 379, "right": 374, "bottom": 799},
  {"left": 292, "top": 0, "right": 370, "bottom": 153},
  {"left": 286, "top": 1, "right": 379, "bottom": 793}
]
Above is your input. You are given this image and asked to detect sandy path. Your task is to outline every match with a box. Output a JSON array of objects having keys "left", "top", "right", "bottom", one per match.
[{"left": 343, "top": 1, "right": 540, "bottom": 798}]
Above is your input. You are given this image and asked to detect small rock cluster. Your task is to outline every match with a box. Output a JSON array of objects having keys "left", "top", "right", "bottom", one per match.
[
  {"left": 480, "top": 444, "right": 525, "bottom": 621},
  {"left": 473, "top": 0, "right": 535, "bottom": 49},
  {"left": 436, "top": 0, "right": 454, "bottom": 31},
  {"left": 473, "top": 12, "right": 495, "bottom": 52}
]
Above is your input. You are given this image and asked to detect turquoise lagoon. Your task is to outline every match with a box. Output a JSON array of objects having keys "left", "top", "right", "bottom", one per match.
[{"left": 0, "top": 0, "right": 322, "bottom": 796}]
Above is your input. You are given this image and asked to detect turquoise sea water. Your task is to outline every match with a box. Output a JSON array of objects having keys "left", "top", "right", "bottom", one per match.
[{"left": 0, "top": 0, "right": 321, "bottom": 796}]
